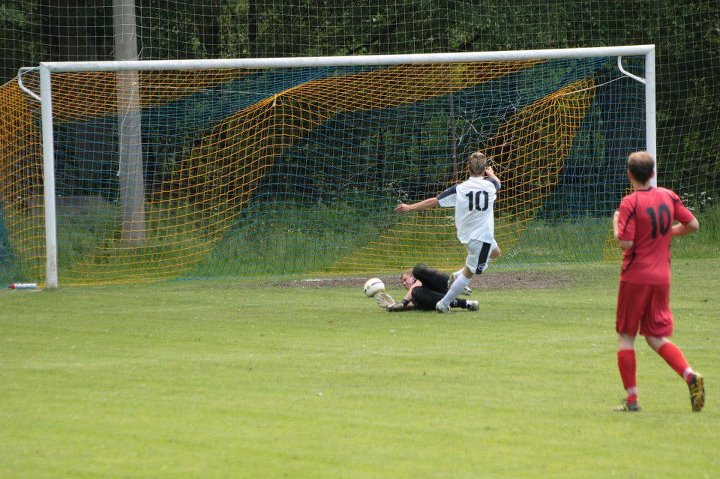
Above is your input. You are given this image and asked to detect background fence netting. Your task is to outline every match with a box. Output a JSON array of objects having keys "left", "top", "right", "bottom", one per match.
[{"left": 0, "top": 1, "right": 717, "bottom": 286}]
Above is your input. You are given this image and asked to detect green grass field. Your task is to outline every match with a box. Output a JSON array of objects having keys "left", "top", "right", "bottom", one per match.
[{"left": 1, "top": 259, "right": 718, "bottom": 478}]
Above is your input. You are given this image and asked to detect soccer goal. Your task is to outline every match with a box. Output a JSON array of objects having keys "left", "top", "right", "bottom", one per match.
[{"left": 6, "top": 45, "right": 655, "bottom": 288}]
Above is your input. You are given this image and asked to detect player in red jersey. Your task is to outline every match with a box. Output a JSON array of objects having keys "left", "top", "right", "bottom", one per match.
[{"left": 612, "top": 151, "right": 704, "bottom": 412}]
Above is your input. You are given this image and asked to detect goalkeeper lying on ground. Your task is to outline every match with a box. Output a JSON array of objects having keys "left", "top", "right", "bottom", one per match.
[
  {"left": 375, "top": 245, "right": 500, "bottom": 312},
  {"left": 374, "top": 263, "right": 478, "bottom": 312}
]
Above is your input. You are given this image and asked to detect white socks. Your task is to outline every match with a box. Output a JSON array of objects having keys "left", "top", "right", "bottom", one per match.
[{"left": 440, "top": 274, "right": 471, "bottom": 308}]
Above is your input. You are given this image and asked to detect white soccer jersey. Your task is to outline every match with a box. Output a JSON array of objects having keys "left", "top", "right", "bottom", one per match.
[{"left": 437, "top": 176, "right": 499, "bottom": 244}]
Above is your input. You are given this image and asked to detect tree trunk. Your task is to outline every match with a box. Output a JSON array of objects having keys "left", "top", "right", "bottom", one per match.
[{"left": 113, "top": 0, "right": 146, "bottom": 245}]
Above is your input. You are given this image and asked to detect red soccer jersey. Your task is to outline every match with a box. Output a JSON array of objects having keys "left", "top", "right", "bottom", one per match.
[{"left": 616, "top": 187, "right": 695, "bottom": 285}]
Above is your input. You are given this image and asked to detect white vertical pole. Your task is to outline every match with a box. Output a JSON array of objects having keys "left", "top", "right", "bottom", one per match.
[
  {"left": 39, "top": 64, "right": 59, "bottom": 289},
  {"left": 645, "top": 48, "right": 657, "bottom": 186}
]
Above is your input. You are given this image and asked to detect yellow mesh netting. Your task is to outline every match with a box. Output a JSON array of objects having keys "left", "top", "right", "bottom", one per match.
[
  {"left": 340, "top": 78, "right": 597, "bottom": 273},
  {"left": 0, "top": 61, "right": 620, "bottom": 286}
]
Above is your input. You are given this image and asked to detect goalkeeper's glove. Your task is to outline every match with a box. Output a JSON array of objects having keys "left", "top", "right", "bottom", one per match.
[
  {"left": 374, "top": 292, "right": 396, "bottom": 309},
  {"left": 386, "top": 299, "right": 410, "bottom": 312}
]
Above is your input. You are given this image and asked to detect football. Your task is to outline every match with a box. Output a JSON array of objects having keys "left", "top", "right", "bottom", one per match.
[{"left": 363, "top": 277, "right": 385, "bottom": 297}]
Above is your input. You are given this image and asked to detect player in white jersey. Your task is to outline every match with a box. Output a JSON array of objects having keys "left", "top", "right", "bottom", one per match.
[{"left": 395, "top": 151, "right": 500, "bottom": 313}]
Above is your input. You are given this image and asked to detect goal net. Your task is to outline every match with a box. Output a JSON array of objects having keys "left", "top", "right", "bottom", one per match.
[{"left": 1, "top": 48, "right": 652, "bottom": 286}]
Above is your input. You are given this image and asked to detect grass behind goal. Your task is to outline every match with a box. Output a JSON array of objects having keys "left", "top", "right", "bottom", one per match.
[{"left": 2, "top": 259, "right": 717, "bottom": 478}]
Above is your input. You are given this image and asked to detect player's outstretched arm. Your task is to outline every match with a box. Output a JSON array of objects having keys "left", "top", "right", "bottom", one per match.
[{"left": 395, "top": 197, "right": 439, "bottom": 213}]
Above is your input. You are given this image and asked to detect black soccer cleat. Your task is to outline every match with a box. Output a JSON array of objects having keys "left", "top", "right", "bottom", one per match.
[
  {"left": 614, "top": 399, "right": 641, "bottom": 412},
  {"left": 688, "top": 373, "right": 705, "bottom": 412}
]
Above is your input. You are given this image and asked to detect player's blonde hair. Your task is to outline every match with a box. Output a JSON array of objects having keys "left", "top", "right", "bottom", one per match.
[{"left": 467, "top": 151, "right": 488, "bottom": 176}]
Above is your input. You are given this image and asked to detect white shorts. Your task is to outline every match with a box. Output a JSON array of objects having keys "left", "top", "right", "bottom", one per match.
[{"left": 464, "top": 239, "right": 496, "bottom": 274}]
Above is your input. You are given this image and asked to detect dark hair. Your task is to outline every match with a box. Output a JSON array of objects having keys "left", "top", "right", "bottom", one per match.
[
  {"left": 467, "top": 151, "right": 488, "bottom": 176},
  {"left": 627, "top": 151, "right": 655, "bottom": 184}
]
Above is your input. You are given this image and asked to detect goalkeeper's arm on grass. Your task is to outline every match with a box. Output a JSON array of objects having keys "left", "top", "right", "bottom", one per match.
[
  {"left": 374, "top": 288, "right": 415, "bottom": 312},
  {"left": 386, "top": 298, "right": 414, "bottom": 312}
]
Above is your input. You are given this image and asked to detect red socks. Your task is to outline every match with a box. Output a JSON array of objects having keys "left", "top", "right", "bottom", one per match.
[
  {"left": 618, "top": 343, "right": 693, "bottom": 403},
  {"left": 617, "top": 349, "right": 637, "bottom": 402},
  {"left": 657, "top": 342, "right": 690, "bottom": 379}
]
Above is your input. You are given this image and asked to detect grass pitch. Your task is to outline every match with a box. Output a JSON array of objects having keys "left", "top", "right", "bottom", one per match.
[{"left": 1, "top": 259, "right": 718, "bottom": 478}]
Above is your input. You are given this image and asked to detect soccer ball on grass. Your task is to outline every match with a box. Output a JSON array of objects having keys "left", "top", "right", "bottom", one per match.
[{"left": 363, "top": 277, "right": 385, "bottom": 297}]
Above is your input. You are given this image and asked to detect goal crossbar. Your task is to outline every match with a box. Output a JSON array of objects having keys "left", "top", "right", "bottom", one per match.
[{"left": 37, "top": 45, "right": 655, "bottom": 73}]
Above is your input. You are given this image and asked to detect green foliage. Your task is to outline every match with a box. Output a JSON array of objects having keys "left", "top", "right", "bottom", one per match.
[
  {"left": 673, "top": 204, "right": 720, "bottom": 258},
  {"left": 51, "top": 197, "right": 717, "bottom": 284},
  {"left": 2, "top": 259, "right": 719, "bottom": 477},
  {"left": 1, "top": 1, "right": 719, "bottom": 284},
  {"left": 506, "top": 217, "right": 610, "bottom": 263},
  {"left": 51, "top": 196, "right": 401, "bottom": 281},
  {"left": 0, "top": 3, "right": 30, "bottom": 24},
  {"left": 0, "top": 1, "right": 41, "bottom": 81},
  {"left": 698, "top": 203, "right": 720, "bottom": 242},
  {"left": 138, "top": 0, "right": 222, "bottom": 59},
  {"left": 55, "top": 202, "right": 227, "bottom": 283},
  {"left": 194, "top": 199, "right": 398, "bottom": 277},
  {"left": 0, "top": 212, "right": 24, "bottom": 286}
]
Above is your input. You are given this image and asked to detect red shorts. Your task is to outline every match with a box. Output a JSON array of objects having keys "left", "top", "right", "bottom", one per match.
[{"left": 616, "top": 281, "right": 673, "bottom": 337}]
